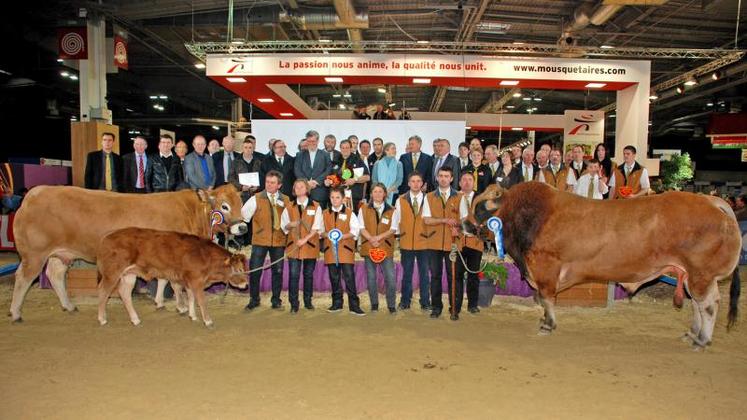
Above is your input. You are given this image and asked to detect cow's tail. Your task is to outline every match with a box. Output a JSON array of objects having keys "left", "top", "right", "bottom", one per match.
[{"left": 728, "top": 266, "right": 740, "bottom": 331}]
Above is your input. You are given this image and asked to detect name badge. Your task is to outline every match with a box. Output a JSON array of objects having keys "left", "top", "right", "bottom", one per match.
[
  {"left": 275, "top": 200, "right": 284, "bottom": 208},
  {"left": 344, "top": 189, "right": 352, "bottom": 198},
  {"left": 339, "top": 213, "right": 348, "bottom": 221},
  {"left": 306, "top": 209, "right": 316, "bottom": 216},
  {"left": 496, "top": 177, "right": 504, "bottom": 182},
  {"left": 381, "top": 217, "right": 390, "bottom": 225}
]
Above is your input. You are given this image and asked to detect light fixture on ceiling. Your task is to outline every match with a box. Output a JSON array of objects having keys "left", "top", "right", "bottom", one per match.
[
  {"left": 706, "top": 102, "right": 714, "bottom": 107},
  {"left": 343, "top": 92, "right": 352, "bottom": 98},
  {"left": 413, "top": 78, "right": 431, "bottom": 84},
  {"left": 512, "top": 91, "right": 522, "bottom": 98},
  {"left": 533, "top": 97, "right": 542, "bottom": 102},
  {"left": 149, "top": 95, "right": 158, "bottom": 99},
  {"left": 585, "top": 83, "right": 606, "bottom": 88},
  {"left": 711, "top": 71, "right": 721, "bottom": 81},
  {"left": 522, "top": 97, "right": 531, "bottom": 101},
  {"left": 159, "top": 95, "right": 167, "bottom": 99},
  {"left": 675, "top": 85, "right": 684, "bottom": 94},
  {"left": 389, "top": 102, "right": 396, "bottom": 107},
  {"left": 609, "top": 114, "right": 616, "bottom": 118},
  {"left": 230, "top": 39, "right": 244, "bottom": 45},
  {"left": 325, "top": 77, "right": 344, "bottom": 83},
  {"left": 512, "top": 41, "right": 525, "bottom": 45},
  {"left": 60, "top": 71, "right": 69, "bottom": 77},
  {"left": 377, "top": 87, "right": 386, "bottom": 93},
  {"left": 600, "top": 45, "right": 614, "bottom": 49},
  {"left": 416, "top": 40, "right": 429, "bottom": 44},
  {"left": 280, "top": 112, "right": 294, "bottom": 117},
  {"left": 318, "top": 39, "right": 332, "bottom": 43},
  {"left": 649, "top": 91, "right": 659, "bottom": 100},
  {"left": 227, "top": 77, "right": 246, "bottom": 83},
  {"left": 69, "top": 75, "right": 78, "bottom": 81},
  {"left": 506, "top": 105, "right": 515, "bottom": 109},
  {"left": 338, "top": 104, "right": 346, "bottom": 109},
  {"left": 684, "top": 77, "right": 697, "bottom": 86},
  {"left": 465, "top": 126, "right": 471, "bottom": 130},
  {"left": 56, "top": 58, "right": 64, "bottom": 63},
  {"left": 194, "top": 63, "right": 206, "bottom": 69},
  {"left": 511, "top": 127, "right": 523, "bottom": 131},
  {"left": 212, "top": 125, "right": 220, "bottom": 130},
  {"left": 332, "top": 94, "right": 342, "bottom": 98},
  {"left": 500, "top": 80, "right": 519, "bottom": 86},
  {"left": 257, "top": 98, "right": 274, "bottom": 103}
]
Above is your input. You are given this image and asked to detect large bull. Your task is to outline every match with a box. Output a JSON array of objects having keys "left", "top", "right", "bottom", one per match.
[
  {"left": 473, "top": 182, "right": 741, "bottom": 348},
  {"left": 9, "top": 184, "right": 247, "bottom": 322}
]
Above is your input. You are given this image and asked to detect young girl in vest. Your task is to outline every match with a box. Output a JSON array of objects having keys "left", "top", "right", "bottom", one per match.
[
  {"left": 358, "top": 182, "right": 397, "bottom": 313},
  {"left": 280, "top": 178, "right": 323, "bottom": 313},
  {"left": 322, "top": 187, "right": 365, "bottom": 316}
]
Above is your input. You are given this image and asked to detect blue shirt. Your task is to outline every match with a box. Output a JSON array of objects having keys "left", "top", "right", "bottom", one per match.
[{"left": 197, "top": 153, "right": 212, "bottom": 186}]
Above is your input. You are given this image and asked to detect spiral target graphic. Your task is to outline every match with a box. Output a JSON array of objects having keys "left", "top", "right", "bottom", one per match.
[{"left": 61, "top": 32, "right": 85, "bottom": 56}]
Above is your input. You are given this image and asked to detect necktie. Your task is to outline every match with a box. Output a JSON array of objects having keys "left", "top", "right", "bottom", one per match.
[
  {"left": 435, "top": 157, "right": 443, "bottom": 175},
  {"left": 625, "top": 166, "right": 631, "bottom": 178},
  {"left": 491, "top": 164, "right": 496, "bottom": 176},
  {"left": 104, "top": 153, "right": 112, "bottom": 191},
  {"left": 412, "top": 153, "right": 418, "bottom": 168},
  {"left": 278, "top": 157, "right": 283, "bottom": 166},
  {"left": 473, "top": 167, "right": 478, "bottom": 192},
  {"left": 441, "top": 192, "right": 447, "bottom": 206},
  {"left": 223, "top": 153, "right": 230, "bottom": 182},
  {"left": 412, "top": 196, "right": 419, "bottom": 216},
  {"left": 137, "top": 155, "right": 144, "bottom": 189},
  {"left": 552, "top": 165, "right": 558, "bottom": 175},
  {"left": 270, "top": 194, "right": 280, "bottom": 230},
  {"left": 587, "top": 177, "right": 595, "bottom": 199},
  {"left": 523, "top": 166, "right": 529, "bottom": 182}
]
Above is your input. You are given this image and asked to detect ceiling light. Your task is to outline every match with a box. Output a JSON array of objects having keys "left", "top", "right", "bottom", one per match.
[
  {"left": 465, "top": 126, "right": 471, "bottom": 130},
  {"left": 159, "top": 95, "right": 168, "bottom": 99},
  {"left": 69, "top": 75, "right": 78, "bottom": 80},
  {"left": 343, "top": 93, "right": 352, "bottom": 98},
  {"left": 609, "top": 114, "right": 616, "bottom": 118},
  {"left": 649, "top": 92, "right": 659, "bottom": 100},
  {"left": 500, "top": 80, "right": 519, "bottom": 86},
  {"left": 60, "top": 71, "right": 69, "bottom": 77},
  {"left": 153, "top": 104, "right": 160, "bottom": 110},
  {"left": 512, "top": 41, "right": 525, "bottom": 45},
  {"left": 194, "top": 63, "right": 206, "bottom": 69},
  {"left": 506, "top": 105, "right": 515, "bottom": 109},
  {"left": 332, "top": 94, "right": 342, "bottom": 98},
  {"left": 512, "top": 92, "right": 522, "bottom": 98},
  {"left": 684, "top": 78, "right": 697, "bottom": 86},
  {"left": 338, "top": 104, "right": 346, "bottom": 109},
  {"left": 227, "top": 77, "right": 246, "bottom": 83},
  {"left": 675, "top": 85, "right": 684, "bottom": 94},
  {"left": 125, "top": 108, "right": 133, "bottom": 112},
  {"left": 389, "top": 103, "right": 396, "bottom": 107},
  {"left": 279, "top": 112, "right": 294, "bottom": 117},
  {"left": 706, "top": 102, "right": 714, "bottom": 107},
  {"left": 585, "top": 83, "right": 606, "bottom": 88},
  {"left": 413, "top": 78, "right": 431, "bottom": 84},
  {"left": 377, "top": 88, "right": 386, "bottom": 93},
  {"left": 211, "top": 126, "right": 219, "bottom": 130},
  {"left": 57, "top": 58, "right": 64, "bottom": 63},
  {"left": 511, "top": 127, "right": 523, "bottom": 131},
  {"left": 319, "top": 39, "right": 332, "bottom": 43},
  {"left": 533, "top": 97, "right": 542, "bottom": 101},
  {"left": 711, "top": 71, "right": 721, "bottom": 81},
  {"left": 522, "top": 97, "right": 531, "bottom": 101},
  {"left": 600, "top": 45, "right": 614, "bottom": 49},
  {"left": 257, "top": 98, "right": 274, "bottom": 103},
  {"left": 230, "top": 40, "right": 243, "bottom": 45},
  {"left": 325, "top": 77, "right": 344, "bottom": 83},
  {"left": 416, "top": 40, "right": 429, "bottom": 44},
  {"left": 149, "top": 95, "right": 158, "bottom": 99}
]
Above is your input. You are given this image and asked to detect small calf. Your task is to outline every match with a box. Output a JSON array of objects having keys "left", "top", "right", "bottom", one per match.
[{"left": 97, "top": 227, "right": 247, "bottom": 327}]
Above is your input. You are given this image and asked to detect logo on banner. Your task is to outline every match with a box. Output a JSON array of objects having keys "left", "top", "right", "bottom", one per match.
[
  {"left": 58, "top": 27, "right": 87, "bottom": 60},
  {"left": 563, "top": 110, "right": 604, "bottom": 158},
  {"left": 568, "top": 113, "right": 602, "bottom": 135},
  {"left": 113, "top": 36, "right": 128, "bottom": 70}
]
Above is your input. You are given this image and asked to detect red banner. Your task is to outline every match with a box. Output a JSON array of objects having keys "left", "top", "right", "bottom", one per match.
[
  {"left": 0, "top": 213, "right": 15, "bottom": 251},
  {"left": 113, "top": 35, "right": 128, "bottom": 70},
  {"left": 58, "top": 27, "right": 88, "bottom": 60}
]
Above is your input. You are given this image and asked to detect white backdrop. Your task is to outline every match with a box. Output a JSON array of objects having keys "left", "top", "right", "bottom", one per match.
[{"left": 250, "top": 119, "right": 466, "bottom": 155}]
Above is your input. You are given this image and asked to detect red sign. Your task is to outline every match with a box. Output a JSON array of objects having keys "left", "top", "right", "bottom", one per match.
[
  {"left": 0, "top": 213, "right": 15, "bottom": 251},
  {"left": 113, "top": 35, "right": 128, "bottom": 70},
  {"left": 58, "top": 27, "right": 88, "bottom": 60}
]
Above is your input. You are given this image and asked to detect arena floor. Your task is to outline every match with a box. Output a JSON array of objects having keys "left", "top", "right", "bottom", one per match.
[{"left": 1, "top": 272, "right": 746, "bottom": 419}]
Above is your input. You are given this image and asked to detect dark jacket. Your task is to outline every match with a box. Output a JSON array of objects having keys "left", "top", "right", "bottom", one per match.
[
  {"left": 150, "top": 154, "right": 180, "bottom": 192},
  {"left": 212, "top": 150, "right": 242, "bottom": 187},
  {"left": 84, "top": 150, "right": 123, "bottom": 192},
  {"left": 516, "top": 162, "right": 540, "bottom": 184},
  {"left": 332, "top": 153, "right": 370, "bottom": 202},
  {"left": 229, "top": 155, "right": 263, "bottom": 203},
  {"left": 294, "top": 149, "right": 333, "bottom": 204},
  {"left": 462, "top": 163, "right": 492, "bottom": 195},
  {"left": 495, "top": 165, "right": 522, "bottom": 190},
  {"left": 323, "top": 149, "right": 342, "bottom": 167},
  {"left": 122, "top": 152, "right": 154, "bottom": 193},
  {"left": 429, "top": 154, "right": 460, "bottom": 191},
  {"left": 260, "top": 154, "right": 295, "bottom": 197},
  {"left": 399, "top": 151, "right": 433, "bottom": 194}
]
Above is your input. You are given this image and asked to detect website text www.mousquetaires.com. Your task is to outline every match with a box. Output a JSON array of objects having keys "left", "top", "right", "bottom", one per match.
[{"left": 513, "top": 64, "right": 627, "bottom": 75}]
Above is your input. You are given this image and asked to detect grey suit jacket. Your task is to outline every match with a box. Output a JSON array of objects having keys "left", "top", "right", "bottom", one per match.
[
  {"left": 184, "top": 151, "right": 216, "bottom": 190},
  {"left": 293, "top": 149, "right": 332, "bottom": 203}
]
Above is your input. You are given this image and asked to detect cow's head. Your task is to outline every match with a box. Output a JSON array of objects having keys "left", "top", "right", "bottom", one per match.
[
  {"left": 463, "top": 184, "right": 506, "bottom": 238},
  {"left": 224, "top": 253, "right": 248, "bottom": 289},
  {"left": 197, "top": 184, "right": 248, "bottom": 236}
]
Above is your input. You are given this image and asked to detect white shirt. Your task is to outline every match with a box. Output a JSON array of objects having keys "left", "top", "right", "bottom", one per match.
[
  {"left": 241, "top": 191, "right": 282, "bottom": 222},
  {"left": 160, "top": 152, "right": 173, "bottom": 158},
  {"left": 275, "top": 154, "right": 285, "bottom": 166},
  {"left": 308, "top": 149, "right": 317, "bottom": 166},
  {"left": 322, "top": 205, "right": 361, "bottom": 239},
  {"left": 280, "top": 197, "right": 323, "bottom": 234},
  {"left": 459, "top": 191, "right": 476, "bottom": 237},
  {"left": 565, "top": 167, "right": 579, "bottom": 186},
  {"left": 520, "top": 163, "right": 534, "bottom": 181},
  {"left": 608, "top": 165, "right": 650, "bottom": 190},
  {"left": 391, "top": 191, "right": 431, "bottom": 234},
  {"left": 357, "top": 202, "right": 396, "bottom": 233},
  {"left": 573, "top": 174, "right": 608, "bottom": 200},
  {"left": 488, "top": 161, "right": 499, "bottom": 175},
  {"left": 460, "top": 157, "right": 469, "bottom": 168}
]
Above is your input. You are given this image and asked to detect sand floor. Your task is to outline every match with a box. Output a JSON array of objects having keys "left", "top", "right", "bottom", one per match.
[{"left": 1, "top": 273, "right": 746, "bottom": 420}]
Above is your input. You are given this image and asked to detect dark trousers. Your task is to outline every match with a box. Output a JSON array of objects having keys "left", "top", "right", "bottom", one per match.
[
  {"left": 248, "top": 245, "right": 285, "bottom": 304},
  {"left": 288, "top": 258, "right": 316, "bottom": 308},
  {"left": 400, "top": 249, "right": 430, "bottom": 307},
  {"left": 132, "top": 187, "right": 147, "bottom": 194},
  {"left": 453, "top": 247, "right": 481, "bottom": 313},
  {"left": 429, "top": 250, "right": 454, "bottom": 313},
  {"left": 327, "top": 263, "right": 359, "bottom": 309}
]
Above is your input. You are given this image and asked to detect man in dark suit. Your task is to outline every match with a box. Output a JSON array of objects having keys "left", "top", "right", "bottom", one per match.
[
  {"left": 260, "top": 139, "right": 295, "bottom": 197},
  {"left": 84, "top": 132, "right": 123, "bottom": 192},
  {"left": 245, "top": 135, "right": 266, "bottom": 161},
  {"left": 323, "top": 134, "right": 342, "bottom": 165},
  {"left": 213, "top": 135, "right": 241, "bottom": 187},
  {"left": 333, "top": 139, "right": 370, "bottom": 210},
  {"left": 399, "top": 135, "right": 433, "bottom": 194},
  {"left": 430, "top": 138, "right": 460, "bottom": 190},
  {"left": 294, "top": 130, "right": 332, "bottom": 208},
  {"left": 517, "top": 147, "right": 539, "bottom": 184},
  {"left": 150, "top": 134, "right": 181, "bottom": 192},
  {"left": 122, "top": 136, "right": 154, "bottom": 193},
  {"left": 368, "top": 137, "right": 384, "bottom": 169}
]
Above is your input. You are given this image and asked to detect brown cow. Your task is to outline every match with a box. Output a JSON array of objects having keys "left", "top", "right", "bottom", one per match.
[
  {"left": 97, "top": 228, "right": 247, "bottom": 327},
  {"left": 472, "top": 182, "right": 741, "bottom": 348},
  {"left": 10, "top": 184, "right": 247, "bottom": 322}
]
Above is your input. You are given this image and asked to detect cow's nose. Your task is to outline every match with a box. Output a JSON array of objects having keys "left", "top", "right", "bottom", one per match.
[{"left": 231, "top": 222, "right": 248, "bottom": 235}]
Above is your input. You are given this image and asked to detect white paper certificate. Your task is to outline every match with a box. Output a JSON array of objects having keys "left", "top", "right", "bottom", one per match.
[
  {"left": 239, "top": 172, "right": 260, "bottom": 187},
  {"left": 353, "top": 167, "right": 364, "bottom": 178}
]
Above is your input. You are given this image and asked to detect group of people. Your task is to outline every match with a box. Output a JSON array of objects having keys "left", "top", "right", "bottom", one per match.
[
  {"left": 352, "top": 104, "right": 411, "bottom": 120},
  {"left": 84, "top": 129, "right": 651, "bottom": 320}
]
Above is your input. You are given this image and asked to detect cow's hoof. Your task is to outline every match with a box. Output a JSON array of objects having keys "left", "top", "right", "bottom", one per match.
[
  {"left": 11, "top": 317, "right": 22, "bottom": 324},
  {"left": 190, "top": 316, "right": 198, "bottom": 322},
  {"left": 131, "top": 319, "right": 141, "bottom": 326},
  {"left": 537, "top": 325, "right": 554, "bottom": 336},
  {"left": 155, "top": 305, "right": 166, "bottom": 311},
  {"left": 204, "top": 322, "right": 214, "bottom": 329},
  {"left": 99, "top": 319, "right": 108, "bottom": 326},
  {"left": 63, "top": 306, "right": 78, "bottom": 313}
]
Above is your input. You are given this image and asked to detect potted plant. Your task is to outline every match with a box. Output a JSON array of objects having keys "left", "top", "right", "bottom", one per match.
[{"left": 477, "top": 260, "right": 508, "bottom": 307}]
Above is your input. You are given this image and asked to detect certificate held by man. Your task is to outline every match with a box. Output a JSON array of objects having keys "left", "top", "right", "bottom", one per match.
[{"left": 239, "top": 172, "right": 260, "bottom": 187}]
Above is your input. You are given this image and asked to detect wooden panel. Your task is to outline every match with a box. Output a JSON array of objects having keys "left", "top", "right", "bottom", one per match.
[
  {"left": 70, "top": 121, "right": 120, "bottom": 187},
  {"left": 555, "top": 282, "right": 609, "bottom": 307}
]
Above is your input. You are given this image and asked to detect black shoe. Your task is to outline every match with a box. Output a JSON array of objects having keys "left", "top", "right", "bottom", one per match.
[
  {"left": 371, "top": 304, "right": 379, "bottom": 312},
  {"left": 290, "top": 307, "right": 299, "bottom": 314},
  {"left": 450, "top": 313, "right": 459, "bottom": 321},
  {"left": 468, "top": 306, "right": 480, "bottom": 314},
  {"left": 271, "top": 302, "right": 283, "bottom": 310},
  {"left": 388, "top": 307, "right": 397, "bottom": 314},
  {"left": 421, "top": 304, "right": 432, "bottom": 311},
  {"left": 397, "top": 302, "right": 410, "bottom": 310},
  {"left": 244, "top": 300, "right": 260, "bottom": 311},
  {"left": 430, "top": 311, "right": 441, "bottom": 319},
  {"left": 350, "top": 307, "right": 366, "bottom": 316},
  {"left": 327, "top": 304, "right": 343, "bottom": 313},
  {"left": 304, "top": 301, "right": 315, "bottom": 310}
]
